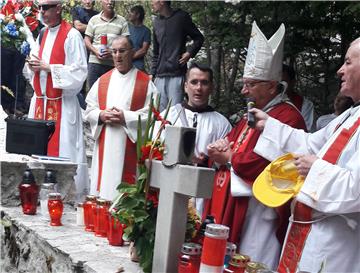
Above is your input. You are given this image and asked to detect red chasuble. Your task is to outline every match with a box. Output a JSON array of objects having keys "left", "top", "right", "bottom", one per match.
[
  {"left": 33, "top": 20, "right": 72, "bottom": 156},
  {"left": 97, "top": 69, "right": 149, "bottom": 191},
  {"left": 278, "top": 116, "right": 360, "bottom": 273},
  {"left": 203, "top": 102, "right": 307, "bottom": 244}
]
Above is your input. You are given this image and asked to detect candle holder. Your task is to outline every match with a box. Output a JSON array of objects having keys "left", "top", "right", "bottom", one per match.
[
  {"left": 18, "top": 169, "right": 39, "bottom": 215},
  {"left": 48, "top": 193, "right": 63, "bottom": 226},
  {"left": 108, "top": 214, "right": 124, "bottom": 246},
  {"left": 83, "top": 195, "right": 97, "bottom": 232}
]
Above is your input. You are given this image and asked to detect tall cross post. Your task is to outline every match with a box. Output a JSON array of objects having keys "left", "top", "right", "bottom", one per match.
[{"left": 149, "top": 126, "right": 215, "bottom": 273}]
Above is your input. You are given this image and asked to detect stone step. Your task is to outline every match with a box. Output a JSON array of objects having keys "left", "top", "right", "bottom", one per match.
[{"left": 1, "top": 206, "right": 142, "bottom": 273}]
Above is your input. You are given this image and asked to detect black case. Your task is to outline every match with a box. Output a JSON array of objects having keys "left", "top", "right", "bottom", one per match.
[{"left": 5, "top": 117, "right": 55, "bottom": 156}]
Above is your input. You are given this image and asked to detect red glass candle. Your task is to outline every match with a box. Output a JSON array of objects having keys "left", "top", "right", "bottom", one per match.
[
  {"left": 95, "top": 199, "right": 110, "bottom": 237},
  {"left": 18, "top": 169, "right": 39, "bottom": 215},
  {"left": 83, "top": 195, "right": 97, "bottom": 232},
  {"left": 48, "top": 193, "right": 63, "bottom": 226},
  {"left": 178, "top": 243, "right": 202, "bottom": 273},
  {"left": 227, "top": 254, "right": 250, "bottom": 273},
  {"left": 199, "top": 224, "right": 229, "bottom": 273},
  {"left": 108, "top": 214, "right": 124, "bottom": 246}
]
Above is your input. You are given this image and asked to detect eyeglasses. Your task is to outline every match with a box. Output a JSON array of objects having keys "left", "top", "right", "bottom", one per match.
[
  {"left": 241, "top": 80, "right": 269, "bottom": 89},
  {"left": 110, "top": 48, "right": 132, "bottom": 55},
  {"left": 39, "top": 4, "right": 58, "bottom": 11}
]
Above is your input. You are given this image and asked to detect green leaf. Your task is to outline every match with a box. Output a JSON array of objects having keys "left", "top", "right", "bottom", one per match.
[
  {"left": 133, "top": 210, "right": 149, "bottom": 223},
  {"left": 119, "top": 196, "right": 140, "bottom": 209},
  {"left": 136, "top": 115, "right": 142, "bottom": 160}
]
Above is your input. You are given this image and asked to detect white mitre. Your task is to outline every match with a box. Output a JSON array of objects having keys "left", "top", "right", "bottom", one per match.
[{"left": 243, "top": 21, "right": 285, "bottom": 81}]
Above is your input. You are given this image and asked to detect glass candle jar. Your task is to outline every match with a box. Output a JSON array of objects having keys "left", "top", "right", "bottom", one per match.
[
  {"left": 108, "top": 214, "right": 124, "bottom": 246},
  {"left": 228, "top": 254, "right": 251, "bottom": 273},
  {"left": 224, "top": 242, "right": 237, "bottom": 268},
  {"left": 178, "top": 242, "right": 202, "bottom": 273},
  {"left": 76, "top": 202, "right": 84, "bottom": 226},
  {"left": 83, "top": 195, "right": 97, "bottom": 232},
  {"left": 39, "top": 183, "right": 56, "bottom": 218},
  {"left": 244, "top": 262, "right": 267, "bottom": 273},
  {"left": 18, "top": 169, "right": 39, "bottom": 215},
  {"left": 95, "top": 199, "right": 110, "bottom": 237},
  {"left": 48, "top": 193, "right": 63, "bottom": 226}
]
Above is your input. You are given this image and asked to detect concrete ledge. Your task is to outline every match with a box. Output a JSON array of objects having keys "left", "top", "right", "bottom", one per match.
[{"left": 1, "top": 206, "right": 142, "bottom": 273}]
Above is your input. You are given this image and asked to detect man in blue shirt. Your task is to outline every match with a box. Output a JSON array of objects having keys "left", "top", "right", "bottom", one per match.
[{"left": 128, "top": 5, "right": 151, "bottom": 72}]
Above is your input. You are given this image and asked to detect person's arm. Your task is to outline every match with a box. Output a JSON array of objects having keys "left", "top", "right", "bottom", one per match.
[
  {"left": 84, "top": 79, "right": 103, "bottom": 139},
  {"left": 73, "top": 20, "right": 87, "bottom": 34},
  {"left": 133, "top": 41, "right": 150, "bottom": 60},
  {"left": 183, "top": 12, "right": 204, "bottom": 58},
  {"left": 297, "top": 150, "right": 360, "bottom": 215},
  {"left": 150, "top": 28, "right": 159, "bottom": 77}
]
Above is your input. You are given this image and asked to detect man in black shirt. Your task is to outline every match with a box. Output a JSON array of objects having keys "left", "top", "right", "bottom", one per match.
[
  {"left": 72, "top": 0, "right": 98, "bottom": 38},
  {"left": 151, "top": 0, "right": 204, "bottom": 111}
]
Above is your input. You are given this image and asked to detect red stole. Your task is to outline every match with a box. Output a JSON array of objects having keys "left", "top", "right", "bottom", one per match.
[
  {"left": 33, "top": 20, "right": 72, "bottom": 156},
  {"left": 206, "top": 125, "right": 254, "bottom": 225},
  {"left": 278, "top": 116, "right": 360, "bottom": 273},
  {"left": 97, "top": 69, "right": 149, "bottom": 192}
]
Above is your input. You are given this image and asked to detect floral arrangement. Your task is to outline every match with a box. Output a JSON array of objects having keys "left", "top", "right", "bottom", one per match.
[
  {"left": 110, "top": 96, "right": 202, "bottom": 273},
  {"left": 0, "top": 0, "right": 39, "bottom": 55}
]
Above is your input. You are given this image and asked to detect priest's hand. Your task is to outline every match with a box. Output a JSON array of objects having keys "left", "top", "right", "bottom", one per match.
[
  {"left": 28, "top": 55, "right": 51, "bottom": 72},
  {"left": 294, "top": 154, "right": 318, "bottom": 177},
  {"left": 249, "top": 108, "right": 269, "bottom": 131},
  {"left": 99, "top": 109, "right": 116, "bottom": 124},
  {"left": 109, "top": 107, "right": 125, "bottom": 126}
]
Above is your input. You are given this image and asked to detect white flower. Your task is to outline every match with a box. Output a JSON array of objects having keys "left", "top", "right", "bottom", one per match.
[
  {"left": 19, "top": 26, "right": 27, "bottom": 34},
  {"left": 15, "top": 13, "right": 24, "bottom": 22},
  {"left": 0, "top": 14, "right": 5, "bottom": 21}
]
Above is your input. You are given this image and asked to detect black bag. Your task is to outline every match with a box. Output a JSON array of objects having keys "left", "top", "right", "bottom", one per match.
[{"left": 5, "top": 117, "right": 55, "bottom": 156}]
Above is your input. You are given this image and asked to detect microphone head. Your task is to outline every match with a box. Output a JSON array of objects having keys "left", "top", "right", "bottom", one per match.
[{"left": 246, "top": 97, "right": 256, "bottom": 108}]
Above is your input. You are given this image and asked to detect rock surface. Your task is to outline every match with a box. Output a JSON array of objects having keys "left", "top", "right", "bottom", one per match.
[{"left": 1, "top": 206, "right": 142, "bottom": 273}]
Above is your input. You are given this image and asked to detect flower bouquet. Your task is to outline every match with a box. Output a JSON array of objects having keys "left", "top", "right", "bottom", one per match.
[
  {"left": 110, "top": 96, "right": 202, "bottom": 273},
  {"left": 1, "top": 0, "right": 39, "bottom": 56}
]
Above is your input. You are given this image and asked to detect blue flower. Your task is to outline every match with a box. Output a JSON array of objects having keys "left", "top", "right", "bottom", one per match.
[
  {"left": 20, "top": 41, "right": 30, "bottom": 56},
  {"left": 4, "top": 22, "right": 19, "bottom": 37}
]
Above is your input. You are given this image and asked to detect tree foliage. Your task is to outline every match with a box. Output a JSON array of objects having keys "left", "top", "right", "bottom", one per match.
[{"left": 66, "top": 1, "right": 360, "bottom": 118}]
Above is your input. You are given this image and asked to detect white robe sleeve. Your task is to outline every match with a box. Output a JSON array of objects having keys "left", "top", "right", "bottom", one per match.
[
  {"left": 84, "top": 80, "right": 103, "bottom": 140},
  {"left": 123, "top": 80, "right": 159, "bottom": 142},
  {"left": 254, "top": 116, "right": 328, "bottom": 161},
  {"left": 297, "top": 151, "right": 360, "bottom": 214},
  {"left": 50, "top": 29, "right": 87, "bottom": 94}
]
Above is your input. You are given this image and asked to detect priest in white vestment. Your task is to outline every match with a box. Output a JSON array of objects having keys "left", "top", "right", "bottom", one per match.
[
  {"left": 157, "top": 63, "right": 232, "bottom": 214},
  {"left": 85, "top": 36, "right": 158, "bottom": 201},
  {"left": 251, "top": 37, "right": 360, "bottom": 273},
  {"left": 24, "top": 0, "right": 89, "bottom": 201}
]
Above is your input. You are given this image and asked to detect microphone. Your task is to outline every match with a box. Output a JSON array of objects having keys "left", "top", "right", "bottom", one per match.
[{"left": 246, "top": 98, "right": 256, "bottom": 128}]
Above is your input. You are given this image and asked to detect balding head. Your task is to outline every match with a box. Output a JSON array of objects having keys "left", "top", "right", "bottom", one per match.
[
  {"left": 337, "top": 37, "right": 360, "bottom": 103},
  {"left": 111, "top": 36, "right": 134, "bottom": 74}
]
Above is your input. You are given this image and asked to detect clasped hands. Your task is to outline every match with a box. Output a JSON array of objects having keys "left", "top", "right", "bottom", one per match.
[
  {"left": 99, "top": 107, "right": 125, "bottom": 125},
  {"left": 207, "top": 138, "right": 234, "bottom": 165}
]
